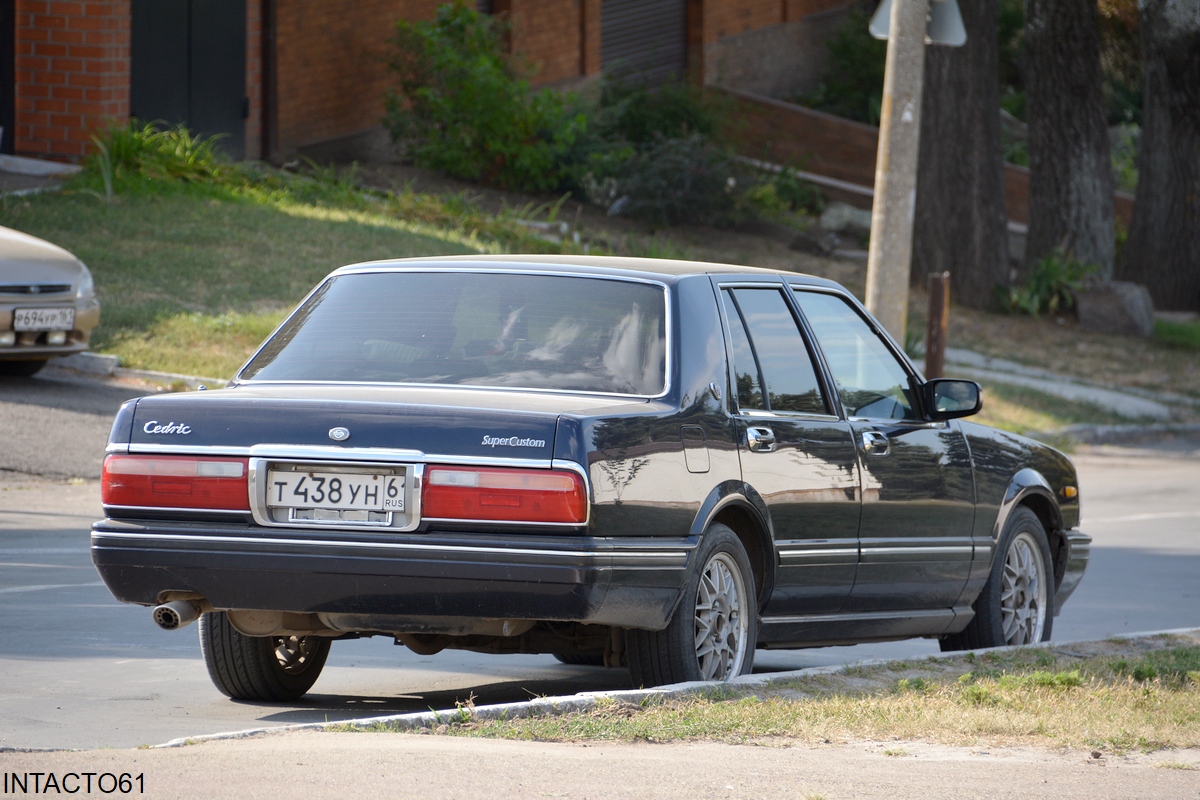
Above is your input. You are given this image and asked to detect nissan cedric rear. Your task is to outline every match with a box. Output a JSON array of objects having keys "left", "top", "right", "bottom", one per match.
[{"left": 93, "top": 256, "right": 1090, "bottom": 701}]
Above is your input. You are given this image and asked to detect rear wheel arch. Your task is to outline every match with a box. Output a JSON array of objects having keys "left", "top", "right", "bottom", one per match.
[
  {"left": 692, "top": 487, "right": 774, "bottom": 611},
  {"left": 626, "top": 523, "right": 758, "bottom": 686}
]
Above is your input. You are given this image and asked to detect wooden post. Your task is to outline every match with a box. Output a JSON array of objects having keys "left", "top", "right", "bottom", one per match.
[{"left": 924, "top": 271, "right": 950, "bottom": 378}]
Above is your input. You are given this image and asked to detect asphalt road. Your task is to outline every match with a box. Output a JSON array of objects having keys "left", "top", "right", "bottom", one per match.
[
  {"left": 1, "top": 368, "right": 1198, "bottom": 751},
  {"left": 0, "top": 368, "right": 143, "bottom": 480}
]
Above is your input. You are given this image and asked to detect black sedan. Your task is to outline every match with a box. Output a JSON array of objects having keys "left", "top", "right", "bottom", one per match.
[{"left": 92, "top": 256, "right": 1091, "bottom": 700}]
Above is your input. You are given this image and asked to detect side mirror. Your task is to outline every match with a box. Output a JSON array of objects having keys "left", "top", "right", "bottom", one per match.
[{"left": 923, "top": 379, "right": 982, "bottom": 420}]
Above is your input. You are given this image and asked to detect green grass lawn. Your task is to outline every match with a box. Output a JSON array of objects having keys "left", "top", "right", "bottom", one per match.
[{"left": 2, "top": 176, "right": 488, "bottom": 377}]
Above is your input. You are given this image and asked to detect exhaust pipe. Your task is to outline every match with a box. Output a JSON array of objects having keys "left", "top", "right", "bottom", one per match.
[{"left": 152, "top": 600, "right": 203, "bottom": 631}]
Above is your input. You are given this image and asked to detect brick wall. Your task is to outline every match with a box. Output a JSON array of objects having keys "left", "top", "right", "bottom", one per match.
[
  {"left": 507, "top": 0, "right": 584, "bottom": 85},
  {"left": 784, "top": 0, "right": 850, "bottom": 19},
  {"left": 705, "top": 3, "right": 848, "bottom": 97},
  {"left": 272, "top": 0, "right": 439, "bottom": 156},
  {"left": 705, "top": 0, "right": 781, "bottom": 43},
  {"left": 14, "top": 0, "right": 130, "bottom": 161}
]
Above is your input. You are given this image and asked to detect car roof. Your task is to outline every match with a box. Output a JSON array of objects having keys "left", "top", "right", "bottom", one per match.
[{"left": 331, "top": 254, "right": 845, "bottom": 289}]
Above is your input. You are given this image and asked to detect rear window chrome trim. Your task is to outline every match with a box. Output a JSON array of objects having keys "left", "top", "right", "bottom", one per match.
[
  {"left": 233, "top": 268, "right": 675, "bottom": 400},
  {"left": 232, "top": 379, "right": 668, "bottom": 401}
]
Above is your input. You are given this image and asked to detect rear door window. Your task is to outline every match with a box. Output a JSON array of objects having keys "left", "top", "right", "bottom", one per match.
[{"left": 721, "top": 288, "right": 829, "bottom": 416}]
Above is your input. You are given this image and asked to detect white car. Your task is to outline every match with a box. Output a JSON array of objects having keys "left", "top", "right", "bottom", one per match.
[{"left": 0, "top": 225, "right": 100, "bottom": 376}]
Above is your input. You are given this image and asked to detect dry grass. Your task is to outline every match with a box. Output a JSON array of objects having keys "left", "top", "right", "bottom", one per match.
[
  {"left": 349, "top": 633, "right": 1200, "bottom": 756},
  {"left": 946, "top": 299, "right": 1200, "bottom": 404}
]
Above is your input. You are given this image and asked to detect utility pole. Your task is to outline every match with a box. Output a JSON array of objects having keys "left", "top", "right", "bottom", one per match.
[{"left": 865, "top": 0, "right": 931, "bottom": 344}]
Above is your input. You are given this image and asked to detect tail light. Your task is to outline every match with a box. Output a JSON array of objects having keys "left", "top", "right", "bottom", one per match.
[
  {"left": 102, "top": 455, "right": 250, "bottom": 511},
  {"left": 423, "top": 466, "right": 587, "bottom": 524}
]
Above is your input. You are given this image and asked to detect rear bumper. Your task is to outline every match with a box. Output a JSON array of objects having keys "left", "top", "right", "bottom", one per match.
[
  {"left": 1054, "top": 528, "right": 1091, "bottom": 615},
  {"left": 91, "top": 520, "right": 696, "bottom": 631}
]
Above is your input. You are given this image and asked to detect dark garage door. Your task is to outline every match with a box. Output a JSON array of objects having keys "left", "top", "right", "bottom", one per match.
[
  {"left": 131, "top": 0, "right": 246, "bottom": 159},
  {"left": 600, "top": 0, "right": 687, "bottom": 86}
]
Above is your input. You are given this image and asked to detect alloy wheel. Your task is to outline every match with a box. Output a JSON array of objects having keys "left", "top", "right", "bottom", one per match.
[
  {"left": 1000, "top": 531, "right": 1048, "bottom": 645},
  {"left": 693, "top": 552, "right": 749, "bottom": 680}
]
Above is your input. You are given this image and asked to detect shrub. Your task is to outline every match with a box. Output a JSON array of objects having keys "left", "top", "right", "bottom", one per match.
[
  {"left": 82, "top": 120, "right": 224, "bottom": 192},
  {"left": 999, "top": 249, "right": 1096, "bottom": 317},
  {"left": 590, "top": 80, "right": 719, "bottom": 145},
  {"left": 799, "top": 7, "right": 886, "bottom": 125},
  {"left": 771, "top": 170, "right": 825, "bottom": 215},
  {"left": 582, "top": 133, "right": 754, "bottom": 227},
  {"left": 383, "top": 3, "right": 585, "bottom": 192}
]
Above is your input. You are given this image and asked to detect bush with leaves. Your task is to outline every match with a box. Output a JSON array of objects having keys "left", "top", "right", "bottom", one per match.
[
  {"left": 571, "top": 79, "right": 772, "bottom": 226},
  {"left": 80, "top": 120, "right": 224, "bottom": 198},
  {"left": 999, "top": 249, "right": 1096, "bottom": 316},
  {"left": 383, "top": 4, "right": 585, "bottom": 192},
  {"left": 582, "top": 133, "right": 757, "bottom": 227},
  {"left": 798, "top": 7, "right": 886, "bottom": 125},
  {"left": 590, "top": 80, "right": 719, "bottom": 145}
]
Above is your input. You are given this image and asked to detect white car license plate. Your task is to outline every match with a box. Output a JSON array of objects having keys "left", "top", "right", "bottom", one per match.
[
  {"left": 266, "top": 470, "right": 404, "bottom": 512},
  {"left": 14, "top": 307, "right": 75, "bottom": 332}
]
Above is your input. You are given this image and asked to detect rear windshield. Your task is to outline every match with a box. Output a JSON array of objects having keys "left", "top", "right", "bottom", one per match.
[{"left": 239, "top": 271, "right": 668, "bottom": 395}]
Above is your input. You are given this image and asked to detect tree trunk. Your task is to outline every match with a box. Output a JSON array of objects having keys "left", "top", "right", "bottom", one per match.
[
  {"left": 1115, "top": 0, "right": 1200, "bottom": 311},
  {"left": 1024, "top": 0, "right": 1116, "bottom": 278},
  {"left": 912, "top": 0, "right": 1009, "bottom": 310}
]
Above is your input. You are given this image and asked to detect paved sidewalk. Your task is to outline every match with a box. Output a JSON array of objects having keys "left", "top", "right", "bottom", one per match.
[
  {"left": 0, "top": 154, "right": 78, "bottom": 196},
  {"left": 4, "top": 730, "right": 1198, "bottom": 800},
  {"left": 944, "top": 346, "right": 1193, "bottom": 422}
]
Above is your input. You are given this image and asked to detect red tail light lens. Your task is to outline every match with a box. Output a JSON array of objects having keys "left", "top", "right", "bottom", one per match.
[
  {"left": 423, "top": 466, "right": 587, "bottom": 524},
  {"left": 102, "top": 455, "right": 250, "bottom": 511}
]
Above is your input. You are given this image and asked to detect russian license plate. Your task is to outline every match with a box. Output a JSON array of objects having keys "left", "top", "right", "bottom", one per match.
[
  {"left": 266, "top": 469, "right": 404, "bottom": 512},
  {"left": 13, "top": 307, "right": 75, "bottom": 332}
]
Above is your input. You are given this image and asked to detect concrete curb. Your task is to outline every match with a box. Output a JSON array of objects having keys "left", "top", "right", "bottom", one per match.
[
  {"left": 152, "top": 626, "right": 1200, "bottom": 749},
  {"left": 50, "top": 352, "right": 226, "bottom": 389},
  {"left": 1038, "top": 421, "right": 1200, "bottom": 445},
  {"left": 0, "top": 154, "right": 82, "bottom": 177},
  {"left": 945, "top": 348, "right": 1200, "bottom": 414}
]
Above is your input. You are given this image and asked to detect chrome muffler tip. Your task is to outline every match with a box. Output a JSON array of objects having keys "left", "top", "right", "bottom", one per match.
[{"left": 152, "top": 600, "right": 203, "bottom": 631}]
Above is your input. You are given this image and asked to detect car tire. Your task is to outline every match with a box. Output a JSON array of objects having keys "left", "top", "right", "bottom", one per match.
[
  {"left": 940, "top": 506, "right": 1055, "bottom": 652},
  {"left": 626, "top": 524, "right": 757, "bottom": 687},
  {"left": 0, "top": 359, "right": 48, "bottom": 377},
  {"left": 552, "top": 653, "right": 606, "bottom": 666},
  {"left": 198, "top": 611, "right": 331, "bottom": 702}
]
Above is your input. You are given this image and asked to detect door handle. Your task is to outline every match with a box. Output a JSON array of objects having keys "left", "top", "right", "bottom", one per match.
[
  {"left": 861, "top": 430, "right": 890, "bottom": 456},
  {"left": 746, "top": 426, "right": 777, "bottom": 453}
]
